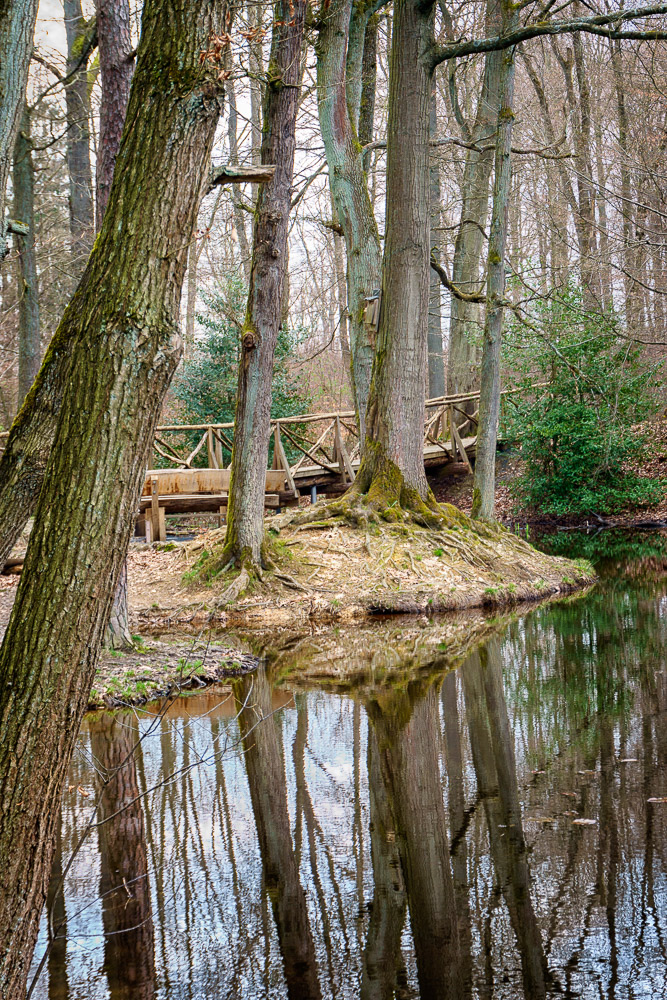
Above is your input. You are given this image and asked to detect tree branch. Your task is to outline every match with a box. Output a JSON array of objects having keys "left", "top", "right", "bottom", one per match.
[
  {"left": 431, "top": 4, "right": 667, "bottom": 65},
  {"left": 207, "top": 163, "right": 276, "bottom": 192},
  {"left": 430, "top": 255, "right": 486, "bottom": 302}
]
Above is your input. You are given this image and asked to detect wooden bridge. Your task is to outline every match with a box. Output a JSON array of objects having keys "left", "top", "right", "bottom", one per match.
[
  {"left": 140, "top": 390, "right": 486, "bottom": 538},
  {"left": 153, "top": 389, "right": 484, "bottom": 487}
]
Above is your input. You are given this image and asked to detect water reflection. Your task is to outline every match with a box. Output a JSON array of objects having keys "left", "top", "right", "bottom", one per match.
[{"left": 31, "top": 552, "right": 667, "bottom": 999}]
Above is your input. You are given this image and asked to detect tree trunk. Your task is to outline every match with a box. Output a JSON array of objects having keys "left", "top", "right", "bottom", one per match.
[
  {"left": 0, "top": 0, "right": 39, "bottom": 260},
  {"left": 447, "top": 44, "right": 502, "bottom": 402},
  {"left": 352, "top": 0, "right": 434, "bottom": 511},
  {"left": 219, "top": 0, "right": 306, "bottom": 571},
  {"left": 12, "top": 104, "right": 41, "bottom": 407},
  {"left": 96, "top": 0, "right": 135, "bottom": 228},
  {"left": 106, "top": 560, "right": 133, "bottom": 649},
  {"left": 471, "top": 2, "right": 517, "bottom": 523},
  {"left": 64, "top": 0, "right": 95, "bottom": 272},
  {"left": 234, "top": 671, "right": 321, "bottom": 999},
  {"left": 428, "top": 82, "right": 444, "bottom": 398},
  {"left": 97, "top": 0, "right": 136, "bottom": 652},
  {"left": 0, "top": 0, "right": 227, "bottom": 989},
  {"left": 316, "top": 0, "right": 381, "bottom": 441}
]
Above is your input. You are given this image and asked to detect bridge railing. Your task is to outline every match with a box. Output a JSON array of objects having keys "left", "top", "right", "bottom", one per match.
[{"left": 152, "top": 390, "right": 491, "bottom": 489}]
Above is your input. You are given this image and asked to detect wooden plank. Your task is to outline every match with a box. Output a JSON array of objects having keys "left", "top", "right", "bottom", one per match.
[
  {"left": 207, "top": 426, "right": 218, "bottom": 469},
  {"left": 142, "top": 468, "right": 284, "bottom": 495},
  {"left": 138, "top": 493, "right": 280, "bottom": 514}
]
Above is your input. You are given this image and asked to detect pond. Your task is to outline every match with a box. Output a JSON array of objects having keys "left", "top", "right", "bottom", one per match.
[{"left": 30, "top": 531, "right": 667, "bottom": 999}]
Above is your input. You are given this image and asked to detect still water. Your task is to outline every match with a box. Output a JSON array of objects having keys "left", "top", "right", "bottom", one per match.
[{"left": 31, "top": 533, "right": 667, "bottom": 999}]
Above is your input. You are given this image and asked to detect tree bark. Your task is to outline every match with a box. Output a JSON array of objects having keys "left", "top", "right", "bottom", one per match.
[
  {"left": 471, "top": 0, "right": 517, "bottom": 522},
  {"left": 220, "top": 0, "right": 306, "bottom": 570},
  {"left": 64, "top": 0, "right": 95, "bottom": 272},
  {"left": 316, "top": 0, "right": 382, "bottom": 441},
  {"left": 12, "top": 104, "right": 41, "bottom": 408},
  {"left": 0, "top": 0, "right": 227, "bottom": 989},
  {"left": 97, "top": 0, "right": 136, "bottom": 651},
  {"left": 234, "top": 671, "right": 321, "bottom": 999},
  {"left": 352, "top": 0, "right": 435, "bottom": 510},
  {"left": 0, "top": 0, "right": 39, "bottom": 260},
  {"left": 96, "top": 0, "right": 135, "bottom": 229}
]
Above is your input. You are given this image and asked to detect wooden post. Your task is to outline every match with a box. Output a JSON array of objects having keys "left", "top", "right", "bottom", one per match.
[
  {"left": 150, "top": 477, "right": 160, "bottom": 542},
  {"left": 274, "top": 422, "right": 297, "bottom": 496},
  {"left": 334, "top": 416, "right": 355, "bottom": 483},
  {"left": 214, "top": 430, "right": 223, "bottom": 469},
  {"left": 206, "top": 425, "right": 217, "bottom": 468},
  {"left": 449, "top": 406, "right": 472, "bottom": 472},
  {"left": 158, "top": 507, "right": 167, "bottom": 542}
]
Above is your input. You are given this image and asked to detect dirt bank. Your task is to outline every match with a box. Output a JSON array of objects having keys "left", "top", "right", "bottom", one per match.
[{"left": 129, "top": 509, "right": 594, "bottom": 631}]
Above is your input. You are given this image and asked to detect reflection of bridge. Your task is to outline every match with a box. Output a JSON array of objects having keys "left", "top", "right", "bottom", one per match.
[{"left": 152, "top": 389, "right": 484, "bottom": 500}]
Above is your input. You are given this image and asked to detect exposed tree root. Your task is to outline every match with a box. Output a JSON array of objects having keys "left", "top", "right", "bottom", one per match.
[{"left": 215, "top": 567, "right": 250, "bottom": 607}]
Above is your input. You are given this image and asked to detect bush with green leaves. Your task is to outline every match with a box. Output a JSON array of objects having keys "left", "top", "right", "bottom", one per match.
[
  {"left": 171, "top": 279, "right": 310, "bottom": 466},
  {"left": 502, "top": 287, "right": 664, "bottom": 516}
]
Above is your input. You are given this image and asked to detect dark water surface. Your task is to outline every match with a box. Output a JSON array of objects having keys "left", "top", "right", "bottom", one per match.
[{"left": 31, "top": 533, "right": 667, "bottom": 999}]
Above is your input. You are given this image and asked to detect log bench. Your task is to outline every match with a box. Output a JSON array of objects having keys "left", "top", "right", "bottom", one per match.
[{"left": 138, "top": 468, "right": 287, "bottom": 542}]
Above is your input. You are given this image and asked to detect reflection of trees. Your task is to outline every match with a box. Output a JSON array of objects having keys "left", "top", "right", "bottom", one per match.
[
  {"left": 46, "top": 814, "right": 69, "bottom": 1000},
  {"left": 367, "top": 683, "right": 464, "bottom": 999},
  {"left": 235, "top": 671, "right": 322, "bottom": 1000},
  {"left": 360, "top": 727, "right": 408, "bottom": 1000},
  {"left": 90, "top": 713, "right": 155, "bottom": 1000},
  {"left": 461, "top": 640, "right": 549, "bottom": 998}
]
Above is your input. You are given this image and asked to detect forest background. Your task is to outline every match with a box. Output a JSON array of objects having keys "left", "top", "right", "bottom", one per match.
[{"left": 3, "top": 0, "right": 666, "bottom": 475}]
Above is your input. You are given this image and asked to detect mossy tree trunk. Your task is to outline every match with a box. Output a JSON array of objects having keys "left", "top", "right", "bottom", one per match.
[
  {"left": 471, "top": 0, "right": 517, "bottom": 523},
  {"left": 428, "top": 83, "right": 445, "bottom": 398},
  {"left": 315, "top": 0, "right": 381, "bottom": 440},
  {"left": 12, "top": 103, "right": 41, "bottom": 408},
  {"left": 351, "top": 0, "right": 436, "bottom": 513},
  {"left": 221, "top": 0, "right": 306, "bottom": 572},
  {"left": 0, "top": 0, "right": 39, "bottom": 260},
  {"left": 0, "top": 0, "right": 227, "bottom": 990}
]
